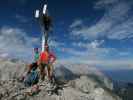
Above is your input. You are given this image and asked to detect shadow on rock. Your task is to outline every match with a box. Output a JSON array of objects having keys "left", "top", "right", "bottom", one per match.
[{"left": 54, "top": 65, "right": 79, "bottom": 85}]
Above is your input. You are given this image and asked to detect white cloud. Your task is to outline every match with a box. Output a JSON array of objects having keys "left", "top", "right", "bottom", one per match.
[
  {"left": 49, "top": 40, "right": 65, "bottom": 48},
  {"left": 56, "top": 0, "right": 133, "bottom": 69},
  {"left": 90, "top": 40, "right": 104, "bottom": 49},
  {"left": 70, "top": 0, "right": 133, "bottom": 40},
  {"left": 0, "top": 53, "right": 9, "bottom": 58},
  {"left": 107, "top": 18, "right": 133, "bottom": 40},
  {"left": 66, "top": 0, "right": 133, "bottom": 66},
  {"left": 70, "top": 20, "right": 83, "bottom": 28},
  {"left": 58, "top": 57, "right": 133, "bottom": 70},
  {"left": 119, "top": 52, "right": 130, "bottom": 56},
  {"left": 72, "top": 40, "right": 104, "bottom": 49},
  {"left": 0, "top": 26, "right": 40, "bottom": 61},
  {"left": 60, "top": 39, "right": 109, "bottom": 61},
  {"left": 58, "top": 38, "right": 133, "bottom": 67}
]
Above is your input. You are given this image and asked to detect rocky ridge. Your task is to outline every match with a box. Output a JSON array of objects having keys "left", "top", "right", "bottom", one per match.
[{"left": 0, "top": 59, "right": 122, "bottom": 100}]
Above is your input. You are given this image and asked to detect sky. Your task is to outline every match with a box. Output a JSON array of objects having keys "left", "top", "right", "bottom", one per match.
[{"left": 0, "top": 0, "right": 133, "bottom": 67}]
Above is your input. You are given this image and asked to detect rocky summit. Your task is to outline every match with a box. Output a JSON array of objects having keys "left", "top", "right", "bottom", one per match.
[{"left": 0, "top": 59, "right": 122, "bottom": 100}]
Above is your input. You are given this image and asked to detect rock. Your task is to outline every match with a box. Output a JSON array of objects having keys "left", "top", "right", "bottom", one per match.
[
  {"left": 0, "top": 59, "right": 26, "bottom": 81},
  {"left": 73, "top": 76, "right": 98, "bottom": 93},
  {"left": 55, "top": 63, "right": 113, "bottom": 90},
  {"left": 0, "top": 60, "right": 122, "bottom": 100},
  {"left": 65, "top": 76, "right": 121, "bottom": 100},
  {"left": 16, "top": 94, "right": 26, "bottom": 100}
]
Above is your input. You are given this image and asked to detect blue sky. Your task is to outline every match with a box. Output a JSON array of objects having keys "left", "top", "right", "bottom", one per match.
[{"left": 0, "top": 0, "right": 133, "bottom": 66}]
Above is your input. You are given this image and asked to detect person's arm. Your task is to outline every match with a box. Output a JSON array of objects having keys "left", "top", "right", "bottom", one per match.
[{"left": 49, "top": 52, "right": 56, "bottom": 64}]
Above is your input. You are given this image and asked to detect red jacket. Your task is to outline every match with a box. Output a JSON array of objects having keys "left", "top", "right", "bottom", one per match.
[{"left": 39, "top": 51, "right": 56, "bottom": 64}]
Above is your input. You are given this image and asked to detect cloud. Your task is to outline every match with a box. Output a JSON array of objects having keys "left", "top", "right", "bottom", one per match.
[
  {"left": 90, "top": 40, "right": 104, "bottom": 49},
  {"left": 59, "top": 58, "right": 133, "bottom": 65},
  {"left": 49, "top": 40, "right": 65, "bottom": 48},
  {"left": 70, "top": 0, "right": 133, "bottom": 40},
  {"left": 64, "top": 0, "right": 133, "bottom": 67},
  {"left": 57, "top": 36, "right": 133, "bottom": 67},
  {"left": 119, "top": 52, "right": 130, "bottom": 56},
  {"left": 69, "top": 20, "right": 83, "bottom": 28},
  {"left": 0, "top": 26, "right": 40, "bottom": 61},
  {"left": 107, "top": 18, "right": 133, "bottom": 40},
  {"left": 58, "top": 56, "right": 133, "bottom": 70},
  {"left": 0, "top": 52, "right": 9, "bottom": 58},
  {"left": 72, "top": 40, "right": 104, "bottom": 49},
  {"left": 59, "top": 39, "right": 109, "bottom": 61}
]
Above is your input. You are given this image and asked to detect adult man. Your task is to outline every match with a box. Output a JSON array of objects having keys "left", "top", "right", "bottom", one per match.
[{"left": 38, "top": 44, "right": 56, "bottom": 82}]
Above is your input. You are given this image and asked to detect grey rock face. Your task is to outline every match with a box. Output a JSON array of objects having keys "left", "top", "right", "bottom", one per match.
[
  {"left": 55, "top": 63, "right": 113, "bottom": 90},
  {"left": 69, "top": 76, "right": 121, "bottom": 100},
  {"left": 0, "top": 59, "right": 26, "bottom": 81},
  {"left": 0, "top": 60, "right": 121, "bottom": 100},
  {"left": 73, "top": 76, "right": 98, "bottom": 93}
]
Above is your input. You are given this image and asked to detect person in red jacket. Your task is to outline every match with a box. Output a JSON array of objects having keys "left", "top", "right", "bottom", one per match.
[{"left": 38, "top": 44, "right": 56, "bottom": 81}]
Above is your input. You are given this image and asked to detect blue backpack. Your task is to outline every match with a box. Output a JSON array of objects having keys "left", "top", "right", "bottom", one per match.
[{"left": 24, "top": 70, "right": 39, "bottom": 87}]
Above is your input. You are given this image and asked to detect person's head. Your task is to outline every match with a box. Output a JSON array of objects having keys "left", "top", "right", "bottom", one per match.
[
  {"left": 44, "top": 44, "right": 49, "bottom": 52},
  {"left": 34, "top": 48, "right": 39, "bottom": 53}
]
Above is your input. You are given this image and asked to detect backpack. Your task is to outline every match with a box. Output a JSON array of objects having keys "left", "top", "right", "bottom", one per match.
[{"left": 24, "top": 70, "right": 39, "bottom": 87}]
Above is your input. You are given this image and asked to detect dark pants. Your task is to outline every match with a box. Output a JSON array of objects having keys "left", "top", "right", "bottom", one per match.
[
  {"left": 39, "top": 63, "right": 53, "bottom": 81},
  {"left": 39, "top": 63, "right": 48, "bottom": 80},
  {"left": 28, "top": 62, "right": 38, "bottom": 73}
]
